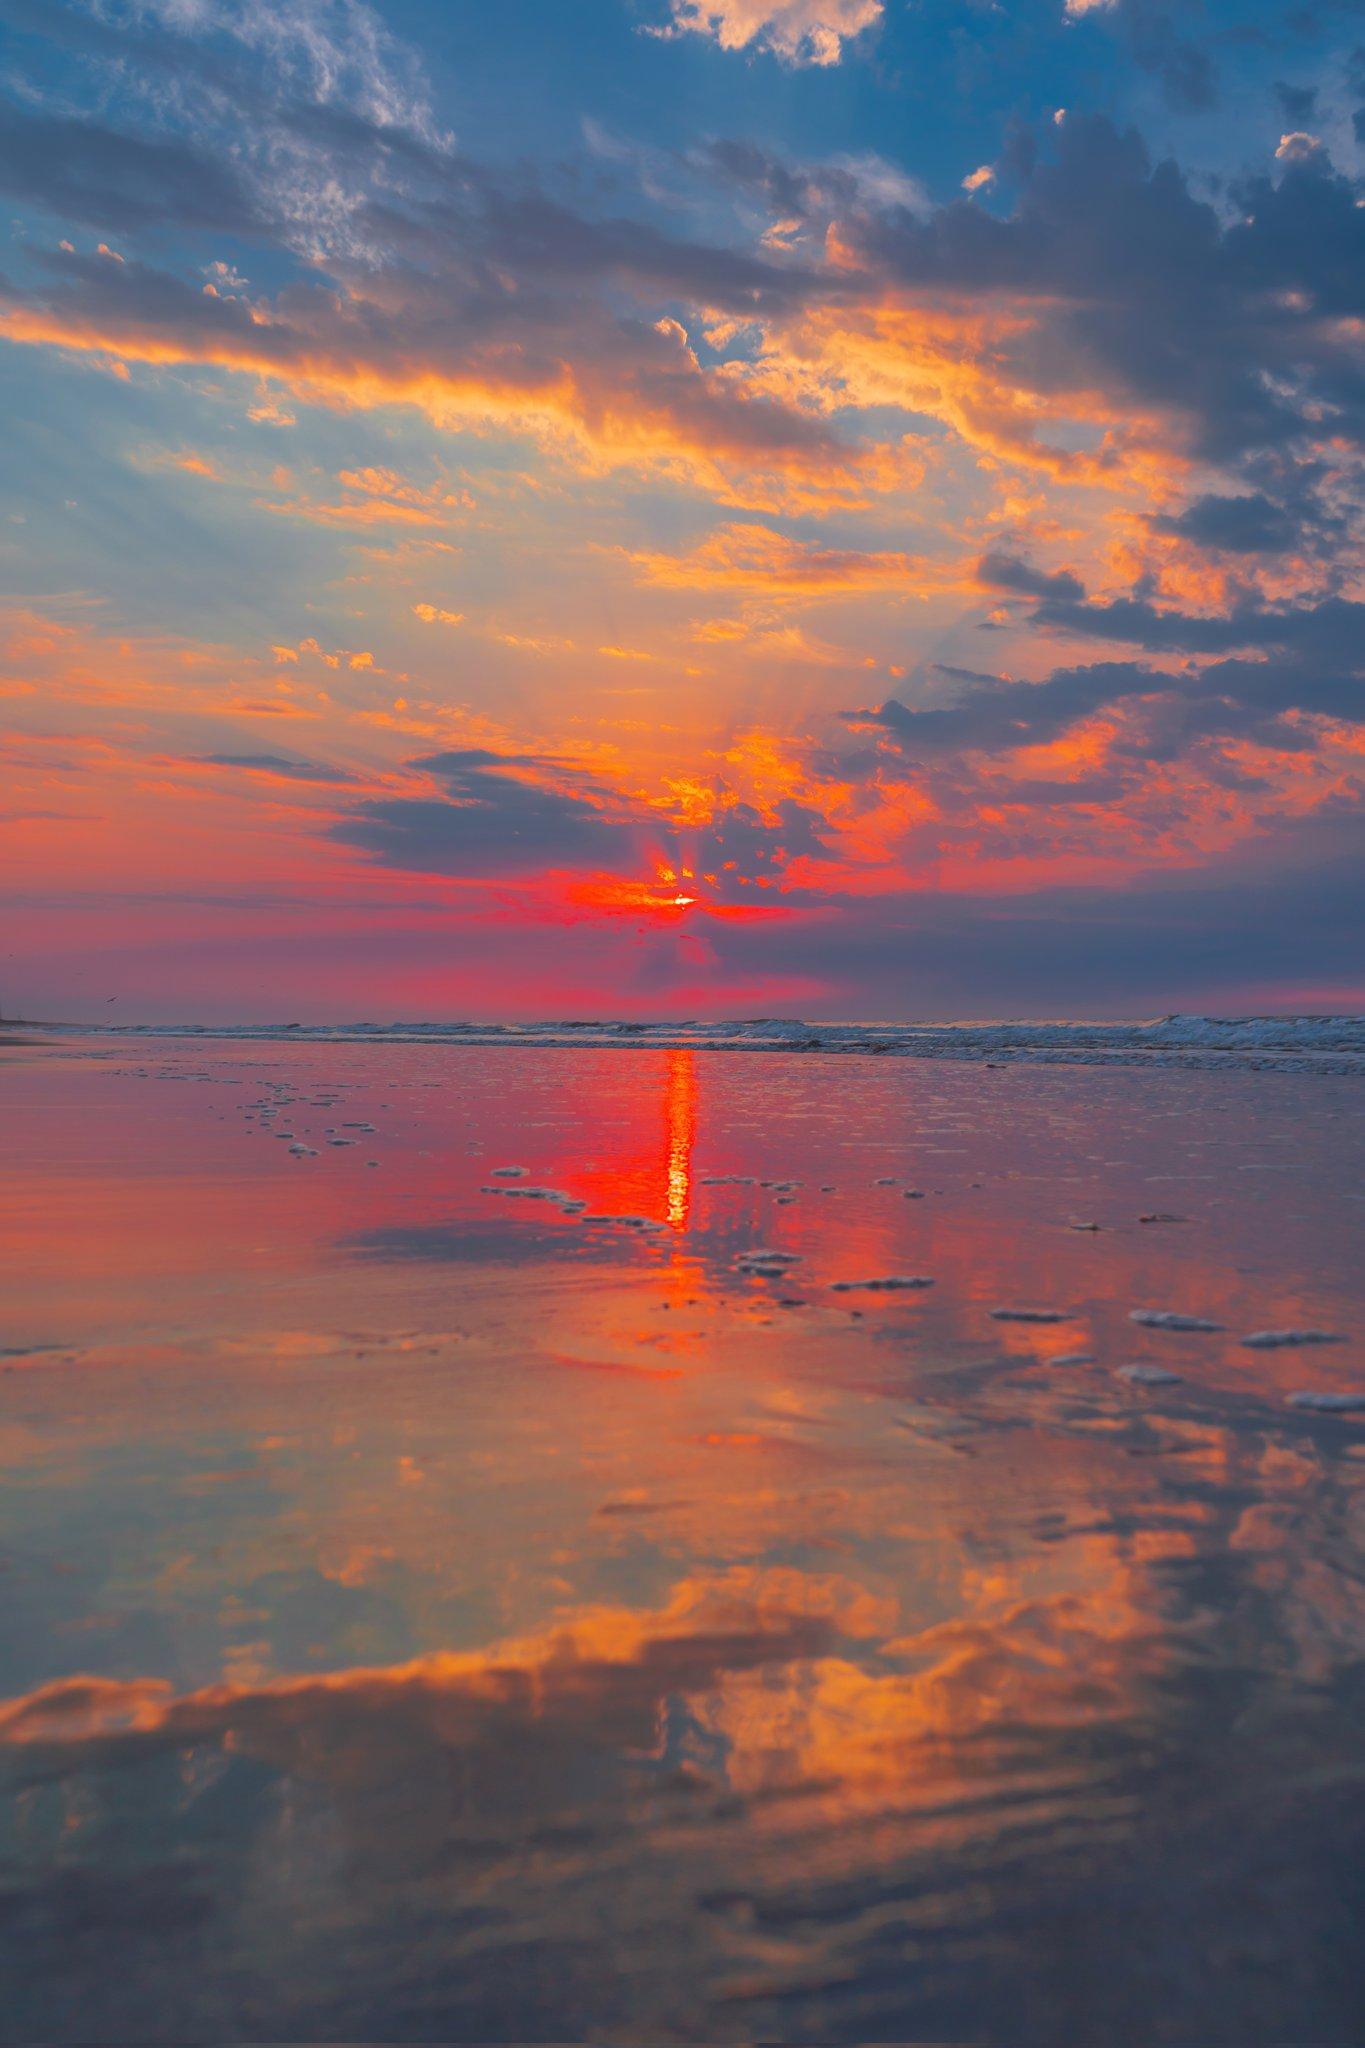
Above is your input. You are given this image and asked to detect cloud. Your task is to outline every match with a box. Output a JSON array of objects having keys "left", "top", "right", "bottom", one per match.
[
  {"left": 626, "top": 523, "right": 929, "bottom": 594},
  {"left": 0, "top": 227, "right": 871, "bottom": 512},
  {"left": 841, "top": 587, "right": 1365, "bottom": 758},
  {"left": 842, "top": 661, "right": 1169, "bottom": 757},
  {"left": 1063, "top": 0, "right": 1217, "bottom": 111},
  {"left": 975, "top": 552, "right": 1086, "bottom": 603},
  {"left": 1148, "top": 492, "right": 1299, "bottom": 555},
  {"left": 201, "top": 752, "right": 358, "bottom": 783},
  {"left": 0, "top": 9, "right": 899, "bottom": 510},
  {"left": 701, "top": 831, "right": 1365, "bottom": 1016},
  {"left": 1029, "top": 591, "right": 1365, "bottom": 669},
  {"left": 1121, "top": 2, "right": 1218, "bottom": 113},
  {"left": 692, "top": 136, "right": 928, "bottom": 226},
  {"left": 0, "top": 105, "right": 262, "bottom": 235},
  {"left": 330, "top": 747, "right": 836, "bottom": 900},
  {"left": 85, "top": 0, "right": 437, "bottom": 137},
  {"left": 840, "top": 113, "right": 1365, "bottom": 468},
  {"left": 264, "top": 468, "right": 470, "bottom": 531},
  {"left": 1275, "top": 131, "right": 1325, "bottom": 165},
  {"left": 650, "top": 0, "right": 883, "bottom": 68},
  {"left": 333, "top": 752, "right": 638, "bottom": 877},
  {"left": 1275, "top": 82, "right": 1318, "bottom": 124},
  {"left": 5, "top": 56, "right": 1359, "bottom": 534}
]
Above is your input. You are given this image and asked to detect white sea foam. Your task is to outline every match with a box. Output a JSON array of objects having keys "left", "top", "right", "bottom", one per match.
[
  {"left": 1242, "top": 1329, "right": 1345, "bottom": 1349},
  {"left": 990, "top": 1308, "right": 1070, "bottom": 1323},
  {"left": 830, "top": 1276, "right": 935, "bottom": 1292},
  {"left": 1130, "top": 1311, "right": 1224, "bottom": 1332}
]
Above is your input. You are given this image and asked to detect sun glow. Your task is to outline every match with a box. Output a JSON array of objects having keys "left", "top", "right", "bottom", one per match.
[{"left": 562, "top": 871, "right": 705, "bottom": 917}]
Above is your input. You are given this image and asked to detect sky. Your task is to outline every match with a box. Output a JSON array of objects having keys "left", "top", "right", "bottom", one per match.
[{"left": 1, "top": 0, "right": 1362, "bottom": 1023}]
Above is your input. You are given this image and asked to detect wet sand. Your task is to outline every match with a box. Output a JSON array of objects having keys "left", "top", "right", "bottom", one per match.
[{"left": 1, "top": 1035, "right": 1363, "bottom": 2043}]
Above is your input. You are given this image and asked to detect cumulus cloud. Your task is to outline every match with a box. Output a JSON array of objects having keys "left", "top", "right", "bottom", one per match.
[
  {"left": 650, "top": 0, "right": 882, "bottom": 68},
  {"left": 1275, "top": 131, "right": 1325, "bottom": 164}
]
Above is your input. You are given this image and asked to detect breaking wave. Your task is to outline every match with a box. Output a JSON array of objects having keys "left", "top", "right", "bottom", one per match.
[{"left": 88, "top": 1013, "right": 1365, "bottom": 1072}]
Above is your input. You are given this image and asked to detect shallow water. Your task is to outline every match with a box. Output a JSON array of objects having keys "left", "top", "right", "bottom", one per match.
[{"left": 2, "top": 1037, "right": 1363, "bottom": 2043}]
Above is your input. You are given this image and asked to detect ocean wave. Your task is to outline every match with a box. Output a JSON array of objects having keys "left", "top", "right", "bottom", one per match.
[{"left": 83, "top": 1013, "right": 1365, "bottom": 1072}]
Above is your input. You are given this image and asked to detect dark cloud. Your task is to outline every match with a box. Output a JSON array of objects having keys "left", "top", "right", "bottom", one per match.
[
  {"left": 1149, "top": 491, "right": 1299, "bottom": 554},
  {"left": 850, "top": 114, "right": 1365, "bottom": 464},
  {"left": 689, "top": 138, "right": 909, "bottom": 230},
  {"left": 334, "top": 756, "right": 634, "bottom": 876},
  {"left": 470, "top": 187, "right": 816, "bottom": 313},
  {"left": 1031, "top": 591, "right": 1365, "bottom": 667},
  {"left": 705, "top": 796, "right": 833, "bottom": 873},
  {"left": 843, "top": 661, "right": 1167, "bottom": 756},
  {"left": 0, "top": 103, "right": 263, "bottom": 236},
  {"left": 695, "top": 136, "right": 821, "bottom": 218},
  {"left": 333, "top": 755, "right": 835, "bottom": 894},
  {"left": 842, "top": 600, "right": 1364, "bottom": 758},
  {"left": 1275, "top": 82, "right": 1318, "bottom": 122},
  {"left": 1121, "top": 2, "right": 1219, "bottom": 112},
  {"left": 976, "top": 552, "right": 1085, "bottom": 602}
]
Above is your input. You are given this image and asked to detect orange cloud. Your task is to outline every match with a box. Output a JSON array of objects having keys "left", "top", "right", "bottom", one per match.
[
  {"left": 171, "top": 450, "right": 226, "bottom": 481},
  {"left": 652, "top": 0, "right": 884, "bottom": 67},
  {"left": 0, "top": 282, "right": 905, "bottom": 516},
  {"left": 625, "top": 522, "right": 935, "bottom": 596}
]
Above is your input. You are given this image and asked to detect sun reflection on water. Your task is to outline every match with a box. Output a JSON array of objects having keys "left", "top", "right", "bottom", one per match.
[{"left": 665, "top": 1046, "right": 696, "bottom": 1230}]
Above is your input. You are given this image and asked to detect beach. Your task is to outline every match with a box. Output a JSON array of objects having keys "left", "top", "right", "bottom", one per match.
[{"left": 1, "top": 1028, "right": 1362, "bottom": 2041}]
